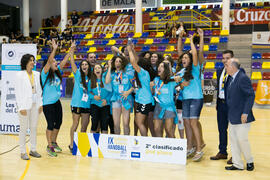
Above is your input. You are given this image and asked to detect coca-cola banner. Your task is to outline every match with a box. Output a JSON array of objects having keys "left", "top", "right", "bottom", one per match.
[
  {"left": 212, "top": 8, "right": 270, "bottom": 25},
  {"left": 55, "top": 14, "right": 150, "bottom": 33},
  {"left": 100, "top": 0, "right": 156, "bottom": 10}
]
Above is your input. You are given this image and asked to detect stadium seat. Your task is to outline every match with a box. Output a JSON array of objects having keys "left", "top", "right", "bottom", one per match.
[
  {"left": 252, "top": 53, "right": 262, "bottom": 59},
  {"left": 149, "top": 32, "right": 157, "bottom": 38},
  {"left": 156, "top": 32, "right": 164, "bottom": 38},
  {"left": 207, "top": 4, "right": 213, "bottom": 9},
  {"left": 207, "top": 53, "right": 217, "bottom": 60},
  {"left": 204, "top": 37, "right": 210, "bottom": 44},
  {"left": 214, "top": 5, "right": 220, "bottom": 9},
  {"left": 212, "top": 71, "right": 217, "bottom": 79},
  {"left": 205, "top": 62, "right": 215, "bottom": 69},
  {"left": 113, "top": 33, "right": 120, "bottom": 38},
  {"left": 94, "top": 40, "right": 102, "bottom": 45},
  {"left": 262, "top": 62, "right": 270, "bottom": 69},
  {"left": 115, "top": 39, "right": 123, "bottom": 45},
  {"left": 184, "top": 38, "right": 190, "bottom": 44},
  {"left": 93, "top": 33, "right": 99, "bottom": 39},
  {"left": 122, "top": 39, "right": 128, "bottom": 45},
  {"left": 169, "top": 38, "right": 177, "bottom": 44},
  {"left": 251, "top": 72, "right": 262, "bottom": 80},
  {"left": 79, "top": 34, "right": 86, "bottom": 39},
  {"left": 128, "top": 33, "right": 134, "bottom": 38},
  {"left": 209, "top": 45, "right": 218, "bottom": 51},
  {"left": 151, "top": 16, "right": 159, "bottom": 21},
  {"left": 85, "top": 40, "right": 95, "bottom": 46},
  {"left": 172, "top": 16, "right": 179, "bottom": 21},
  {"left": 157, "top": 7, "right": 164, "bottom": 11},
  {"left": 104, "top": 54, "right": 114, "bottom": 61},
  {"left": 141, "top": 32, "right": 149, "bottom": 38},
  {"left": 263, "top": 72, "right": 270, "bottom": 80},
  {"left": 172, "top": 54, "right": 178, "bottom": 60},
  {"left": 36, "top": 55, "right": 41, "bottom": 61},
  {"left": 212, "top": 30, "right": 220, "bottom": 36},
  {"left": 145, "top": 39, "right": 153, "bottom": 45},
  {"left": 252, "top": 62, "right": 262, "bottom": 69},
  {"left": 153, "top": 39, "right": 161, "bottom": 44},
  {"left": 216, "top": 53, "right": 223, "bottom": 60},
  {"left": 193, "top": 5, "right": 198, "bottom": 10},
  {"left": 149, "top": 12, "right": 156, "bottom": 16},
  {"left": 165, "top": 46, "right": 175, "bottom": 52},
  {"left": 102, "top": 40, "right": 109, "bottom": 45},
  {"left": 82, "top": 47, "right": 89, "bottom": 53},
  {"left": 257, "top": 2, "right": 263, "bottom": 6},
  {"left": 132, "top": 39, "right": 138, "bottom": 44},
  {"left": 210, "top": 37, "right": 220, "bottom": 43},
  {"left": 185, "top": 6, "right": 190, "bottom": 10},
  {"left": 79, "top": 40, "right": 86, "bottom": 46},
  {"left": 262, "top": 53, "right": 270, "bottom": 59},
  {"left": 204, "top": 30, "right": 212, "bottom": 36},
  {"left": 204, "top": 72, "right": 213, "bottom": 79},
  {"left": 137, "top": 39, "right": 145, "bottom": 45},
  {"left": 84, "top": 34, "right": 93, "bottom": 39},
  {"left": 203, "top": 45, "right": 209, "bottom": 51},
  {"left": 142, "top": 46, "right": 150, "bottom": 52},
  {"left": 104, "top": 47, "right": 111, "bottom": 52},
  {"left": 105, "top": 34, "right": 113, "bottom": 39},
  {"left": 183, "top": 45, "right": 191, "bottom": 51},
  {"left": 133, "top": 33, "right": 142, "bottom": 38},
  {"left": 88, "top": 47, "right": 96, "bottom": 53},
  {"left": 215, "top": 62, "right": 224, "bottom": 69},
  {"left": 99, "top": 34, "right": 106, "bottom": 39},
  {"left": 235, "top": 3, "right": 241, "bottom": 8},
  {"left": 220, "top": 37, "right": 228, "bottom": 43},
  {"left": 249, "top": 2, "right": 255, "bottom": 7},
  {"left": 134, "top": 46, "right": 142, "bottom": 52},
  {"left": 264, "top": 2, "right": 270, "bottom": 6},
  {"left": 150, "top": 46, "right": 158, "bottom": 52},
  {"left": 157, "top": 46, "right": 166, "bottom": 52},
  {"left": 110, "top": 10, "right": 117, "bottom": 14},
  {"left": 161, "top": 38, "right": 169, "bottom": 44},
  {"left": 205, "top": 9, "right": 212, "bottom": 15},
  {"left": 220, "top": 30, "right": 229, "bottom": 36},
  {"left": 120, "top": 33, "right": 128, "bottom": 38},
  {"left": 163, "top": 53, "right": 171, "bottom": 57},
  {"left": 97, "top": 54, "right": 106, "bottom": 60},
  {"left": 107, "top": 40, "right": 116, "bottom": 46},
  {"left": 242, "top": 3, "right": 248, "bottom": 8},
  {"left": 200, "top": 5, "right": 207, "bottom": 9},
  {"left": 96, "top": 47, "right": 104, "bottom": 52}
]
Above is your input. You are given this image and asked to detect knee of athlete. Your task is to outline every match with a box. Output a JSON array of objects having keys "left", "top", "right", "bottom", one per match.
[{"left": 47, "top": 125, "right": 54, "bottom": 131}]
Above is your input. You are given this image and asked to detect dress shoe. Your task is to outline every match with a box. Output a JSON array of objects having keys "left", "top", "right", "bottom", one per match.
[
  {"left": 210, "top": 153, "right": 227, "bottom": 160},
  {"left": 227, "top": 157, "right": 233, "bottom": 164},
  {"left": 247, "top": 163, "right": 254, "bottom": 171},
  {"left": 225, "top": 165, "right": 243, "bottom": 171}
]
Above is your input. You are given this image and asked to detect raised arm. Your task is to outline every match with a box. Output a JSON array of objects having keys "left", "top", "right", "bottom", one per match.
[
  {"left": 111, "top": 46, "right": 124, "bottom": 56},
  {"left": 59, "top": 43, "right": 74, "bottom": 70},
  {"left": 69, "top": 41, "right": 77, "bottom": 73},
  {"left": 198, "top": 28, "right": 205, "bottom": 65},
  {"left": 105, "top": 60, "right": 112, "bottom": 84},
  {"left": 127, "top": 45, "right": 140, "bottom": 72},
  {"left": 43, "top": 39, "right": 58, "bottom": 74},
  {"left": 177, "top": 31, "right": 184, "bottom": 56},
  {"left": 190, "top": 34, "right": 198, "bottom": 66}
]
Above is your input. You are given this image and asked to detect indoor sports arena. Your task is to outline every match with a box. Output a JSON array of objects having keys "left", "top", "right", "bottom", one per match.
[{"left": 0, "top": 0, "right": 270, "bottom": 179}]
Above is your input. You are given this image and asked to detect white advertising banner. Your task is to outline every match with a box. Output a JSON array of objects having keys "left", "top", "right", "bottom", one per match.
[
  {"left": 252, "top": 32, "right": 270, "bottom": 45},
  {"left": 0, "top": 44, "right": 37, "bottom": 134},
  {"left": 73, "top": 133, "right": 187, "bottom": 165}
]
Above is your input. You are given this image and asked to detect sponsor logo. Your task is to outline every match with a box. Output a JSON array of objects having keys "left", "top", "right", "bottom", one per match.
[
  {"left": 5, "top": 49, "right": 16, "bottom": 60},
  {"left": 131, "top": 152, "right": 140, "bottom": 158},
  {"left": 0, "top": 124, "right": 20, "bottom": 133},
  {"left": 107, "top": 137, "right": 127, "bottom": 156}
]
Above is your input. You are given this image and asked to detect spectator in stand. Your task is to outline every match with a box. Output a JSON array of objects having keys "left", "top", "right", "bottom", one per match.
[
  {"left": 61, "top": 24, "right": 73, "bottom": 48},
  {"left": 176, "top": 21, "right": 187, "bottom": 37},
  {"left": 71, "top": 10, "right": 81, "bottom": 32},
  {"left": 16, "top": 30, "right": 24, "bottom": 41},
  {"left": 165, "top": 23, "right": 172, "bottom": 38},
  {"left": 171, "top": 22, "right": 177, "bottom": 38},
  {"left": 39, "top": 30, "right": 47, "bottom": 46}
]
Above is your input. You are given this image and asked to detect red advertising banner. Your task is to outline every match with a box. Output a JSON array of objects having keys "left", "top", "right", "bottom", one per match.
[{"left": 211, "top": 8, "right": 270, "bottom": 25}]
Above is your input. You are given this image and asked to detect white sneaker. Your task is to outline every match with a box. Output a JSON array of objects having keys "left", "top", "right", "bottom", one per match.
[{"left": 192, "top": 151, "right": 204, "bottom": 162}]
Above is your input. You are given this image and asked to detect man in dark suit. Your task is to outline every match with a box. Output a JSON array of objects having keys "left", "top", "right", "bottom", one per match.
[
  {"left": 225, "top": 58, "right": 255, "bottom": 171},
  {"left": 210, "top": 50, "right": 234, "bottom": 162}
]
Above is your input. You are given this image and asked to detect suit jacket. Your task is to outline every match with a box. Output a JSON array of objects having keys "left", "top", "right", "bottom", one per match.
[
  {"left": 15, "top": 70, "right": 43, "bottom": 111},
  {"left": 226, "top": 70, "right": 255, "bottom": 125}
]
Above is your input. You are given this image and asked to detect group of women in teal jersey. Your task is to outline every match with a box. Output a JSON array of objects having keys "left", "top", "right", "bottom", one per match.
[{"left": 39, "top": 28, "right": 206, "bottom": 161}]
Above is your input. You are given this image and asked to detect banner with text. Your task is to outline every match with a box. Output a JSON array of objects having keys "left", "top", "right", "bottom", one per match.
[
  {"left": 100, "top": 0, "right": 156, "bottom": 10},
  {"left": 0, "top": 44, "right": 37, "bottom": 134},
  {"left": 211, "top": 8, "right": 270, "bottom": 25},
  {"left": 255, "top": 80, "right": 270, "bottom": 105},
  {"left": 73, "top": 133, "right": 187, "bottom": 165}
]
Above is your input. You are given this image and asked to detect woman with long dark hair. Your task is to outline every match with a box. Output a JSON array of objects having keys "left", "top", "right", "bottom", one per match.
[
  {"left": 178, "top": 34, "right": 204, "bottom": 162},
  {"left": 127, "top": 45, "right": 155, "bottom": 136},
  {"left": 41, "top": 39, "right": 72, "bottom": 157},
  {"left": 68, "top": 42, "right": 91, "bottom": 152},
  {"left": 105, "top": 55, "right": 134, "bottom": 135},
  {"left": 15, "top": 54, "right": 43, "bottom": 160},
  {"left": 89, "top": 64, "right": 111, "bottom": 134},
  {"left": 152, "top": 62, "right": 182, "bottom": 138}
]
